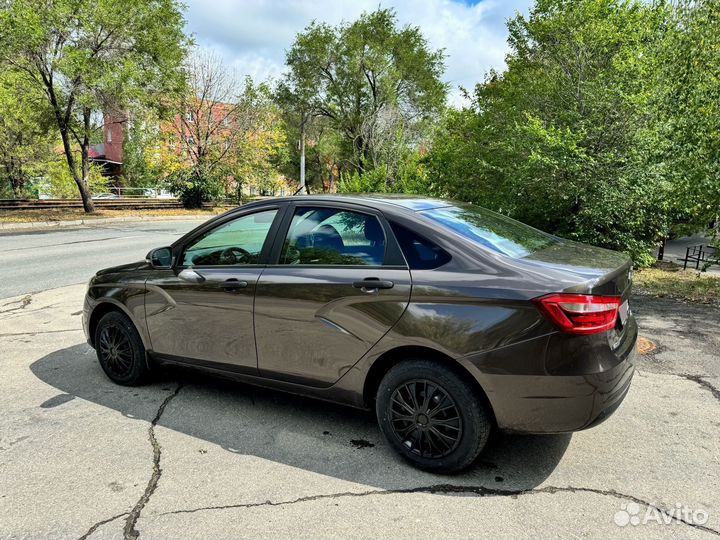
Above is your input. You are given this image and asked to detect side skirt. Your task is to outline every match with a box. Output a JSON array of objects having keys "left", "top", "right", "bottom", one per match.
[{"left": 148, "top": 351, "right": 370, "bottom": 411}]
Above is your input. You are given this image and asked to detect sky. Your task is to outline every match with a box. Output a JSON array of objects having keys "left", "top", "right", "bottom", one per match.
[{"left": 183, "top": 0, "right": 534, "bottom": 106}]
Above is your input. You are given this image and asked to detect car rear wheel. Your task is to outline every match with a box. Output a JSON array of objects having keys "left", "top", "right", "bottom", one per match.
[
  {"left": 94, "top": 311, "right": 149, "bottom": 386},
  {"left": 376, "top": 359, "right": 491, "bottom": 473}
]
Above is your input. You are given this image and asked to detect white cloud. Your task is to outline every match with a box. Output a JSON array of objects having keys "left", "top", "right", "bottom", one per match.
[{"left": 184, "top": 0, "right": 533, "bottom": 106}]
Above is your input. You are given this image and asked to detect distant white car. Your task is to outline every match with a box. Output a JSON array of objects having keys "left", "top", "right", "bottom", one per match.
[{"left": 92, "top": 193, "right": 120, "bottom": 199}]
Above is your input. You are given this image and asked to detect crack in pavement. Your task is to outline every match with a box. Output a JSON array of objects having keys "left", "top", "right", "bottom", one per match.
[
  {"left": 159, "top": 483, "right": 720, "bottom": 536},
  {"left": 77, "top": 512, "right": 128, "bottom": 540},
  {"left": 679, "top": 373, "right": 720, "bottom": 402},
  {"left": 0, "top": 295, "right": 29, "bottom": 307},
  {"left": 0, "top": 328, "right": 81, "bottom": 337},
  {"left": 0, "top": 295, "right": 32, "bottom": 314},
  {"left": 123, "top": 383, "right": 183, "bottom": 540},
  {"left": 635, "top": 369, "right": 720, "bottom": 403},
  {"left": 0, "top": 302, "right": 62, "bottom": 322}
]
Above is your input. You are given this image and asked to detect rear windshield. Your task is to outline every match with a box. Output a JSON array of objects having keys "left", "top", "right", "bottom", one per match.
[{"left": 420, "top": 204, "right": 559, "bottom": 259}]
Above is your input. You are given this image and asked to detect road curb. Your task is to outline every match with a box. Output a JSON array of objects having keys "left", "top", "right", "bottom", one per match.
[{"left": 0, "top": 214, "right": 214, "bottom": 232}]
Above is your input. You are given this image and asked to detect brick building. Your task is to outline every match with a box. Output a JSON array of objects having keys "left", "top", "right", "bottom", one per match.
[{"left": 88, "top": 113, "right": 126, "bottom": 178}]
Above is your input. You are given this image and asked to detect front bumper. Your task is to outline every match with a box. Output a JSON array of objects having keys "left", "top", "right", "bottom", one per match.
[{"left": 82, "top": 293, "right": 94, "bottom": 347}]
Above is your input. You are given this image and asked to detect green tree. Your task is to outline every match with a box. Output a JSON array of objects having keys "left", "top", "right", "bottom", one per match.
[
  {"left": 281, "top": 8, "right": 446, "bottom": 175},
  {"left": 227, "top": 83, "right": 289, "bottom": 201},
  {"left": 653, "top": 0, "right": 720, "bottom": 237},
  {"left": 0, "top": 69, "right": 54, "bottom": 197},
  {"left": 0, "top": 0, "right": 187, "bottom": 211},
  {"left": 42, "top": 158, "right": 109, "bottom": 199},
  {"left": 164, "top": 51, "right": 287, "bottom": 207},
  {"left": 121, "top": 107, "right": 163, "bottom": 190},
  {"left": 427, "top": 0, "right": 670, "bottom": 264}
]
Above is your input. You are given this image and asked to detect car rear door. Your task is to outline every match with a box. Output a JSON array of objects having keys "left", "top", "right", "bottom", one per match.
[
  {"left": 253, "top": 202, "right": 412, "bottom": 386},
  {"left": 144, "top": 205, "right": 285, "bottom": 373}
]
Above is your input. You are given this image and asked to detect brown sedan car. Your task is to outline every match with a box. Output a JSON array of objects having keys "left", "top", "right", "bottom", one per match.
[{"left": 83, "top": 195, "right": 637, "bottom": 472}]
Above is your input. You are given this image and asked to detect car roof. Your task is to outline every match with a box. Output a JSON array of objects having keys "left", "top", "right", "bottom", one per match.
[{"left": 243, "top": 194, "right": 454, "bottom": 213}]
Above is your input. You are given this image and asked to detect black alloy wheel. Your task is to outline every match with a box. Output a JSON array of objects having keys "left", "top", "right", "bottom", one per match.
[
  {"left": 377, "top": 359, "right": 491, "bottom": 473},
  {"left": 389, "top": 379, "right": 462, "bottom": 458},
  {"left": 98, "top": 323, "right": 134, "bottom": 378},
  {"left": 94, "top": 311, "right": 149, "bottom": 385}
]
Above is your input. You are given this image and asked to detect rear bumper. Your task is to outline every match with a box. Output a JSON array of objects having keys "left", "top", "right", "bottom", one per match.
[
  {"left": 466, "top": 314, "right": 638, "bottom": 434},
  {"left": 484, "top": 356, "right": 635, "bottom": 433}
]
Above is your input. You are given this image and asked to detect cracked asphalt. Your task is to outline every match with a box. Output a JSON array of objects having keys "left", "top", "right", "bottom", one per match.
[{"left": 0, "top": 282, "right": 719, "bottom": 538}]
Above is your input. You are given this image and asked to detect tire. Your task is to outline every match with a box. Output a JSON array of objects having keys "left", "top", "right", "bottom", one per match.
[
  {"left": 376, "top": 359, "right": 491, "bottom": 473},
  {"left": 94, "top": 311, "right": 150, "bottom": 386}
]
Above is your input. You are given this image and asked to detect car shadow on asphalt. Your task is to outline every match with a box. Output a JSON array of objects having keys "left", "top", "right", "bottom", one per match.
[{"left": 31, "top": 344, "right": 571, "bottom": 491}]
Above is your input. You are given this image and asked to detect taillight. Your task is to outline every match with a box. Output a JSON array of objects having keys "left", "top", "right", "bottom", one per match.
[{"left": 532, "top": 293, "right": 621, "bottom": 335}]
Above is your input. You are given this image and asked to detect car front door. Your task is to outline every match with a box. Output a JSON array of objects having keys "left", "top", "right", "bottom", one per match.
[
  {"left": 144, "top": 206, "right": 283, "bottom": 373},
  {"left": 254, "top": 203, "right": 412, "bottom": 386}
]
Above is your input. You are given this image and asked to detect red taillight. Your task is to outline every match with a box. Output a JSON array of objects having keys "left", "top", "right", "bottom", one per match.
[{"left": 532, "top": 293, "right": 621, "bottom": 335}]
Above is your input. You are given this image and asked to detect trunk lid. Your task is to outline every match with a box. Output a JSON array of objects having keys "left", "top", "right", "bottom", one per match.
[
  {"left": 521, "top": 240, "right": 635, "bottom": 346},
  {"left": 522, "top": 239, "right": 633, "bottom": 299}
]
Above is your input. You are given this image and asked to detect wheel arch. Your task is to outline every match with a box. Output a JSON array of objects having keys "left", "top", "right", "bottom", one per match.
[
  {"left": 362, "top": 345, "right": 496, "bottom": 423},
  {"left": 88, "top": 300, "right": 144, "bottom": 348}
]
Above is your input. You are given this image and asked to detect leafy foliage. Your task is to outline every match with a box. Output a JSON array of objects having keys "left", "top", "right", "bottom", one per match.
[
  {"left": 162, "top": 52, "right": 290, "bottom": 206},
  {"left": 42, "top": 159, "right": 109, "bottom": 199},
  {"left": 164, "top": 165, "right": 223, "bottom": 209},
  {"left": 280, "top": 8, "right": 446, "bottom": 179},
  {"left": 0, "top": 0, "right": 188, "bottom": 210},
  {"left": 426, "top": 0, "right": 671, "bottom": 264},
  {"left": 652, "top": 0, "right": 720, "bottom": 235},
  {"left": 0, "top": 0, "right": 718, "bottom": 269},
  {"left": 0, "top": 70, "right": 54, "bottom": 197},
  {"left": 121, "top": 108, "right": 164, "bottom": 189},
  {"left": 336, "top": 150, "right": 432, "bottom": 195}
]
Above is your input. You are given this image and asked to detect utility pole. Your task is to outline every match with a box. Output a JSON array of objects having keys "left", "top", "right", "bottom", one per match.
[{"left": 299, "top": 112, "right": 307, "bottom": 194}]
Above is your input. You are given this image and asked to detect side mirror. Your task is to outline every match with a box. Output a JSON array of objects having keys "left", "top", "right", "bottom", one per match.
[{"left": 146, "top": 246, "right": 173, "bottom": 269}]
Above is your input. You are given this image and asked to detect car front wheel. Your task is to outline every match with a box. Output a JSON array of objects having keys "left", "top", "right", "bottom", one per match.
[
  {"left": 94, "top": 311, "right": 149, "bottom": 386},
  {"left": 376, "top": 359, "right": 491, "bottom": 473}
]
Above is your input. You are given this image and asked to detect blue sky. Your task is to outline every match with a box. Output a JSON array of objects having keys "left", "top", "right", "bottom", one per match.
[{"left": 183, "top": 0, "right": 534, "bottom": 105}]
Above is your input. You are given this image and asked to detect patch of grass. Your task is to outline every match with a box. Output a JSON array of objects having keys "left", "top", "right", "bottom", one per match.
[
  {"left": 0, "top": 207, "right": 229, "bottom": 223},
  {"left": 634, "top": 263, "right": 720, "bottom": 305}
]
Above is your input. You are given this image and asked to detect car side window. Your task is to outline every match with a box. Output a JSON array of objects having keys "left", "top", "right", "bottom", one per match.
[
  {"left": 280, "top": 207, "right": 386, "bottom": 266},
  {"left": 390, "top": 222, "right": 451, "bottom": 270},
  {"left": 181, "top": 209, "right": 278, "bottom": 266}
]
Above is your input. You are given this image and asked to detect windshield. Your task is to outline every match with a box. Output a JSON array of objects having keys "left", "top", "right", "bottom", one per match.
[{"left": 420, "top": 204, "right": 559, "bottom": 258}]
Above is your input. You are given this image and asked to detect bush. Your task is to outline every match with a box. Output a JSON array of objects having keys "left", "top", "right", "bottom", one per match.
[
  {"left": 164, "top": 167, "right": 224, "bottom": 209},
  {"left": 40, "top": 160, "right": 109, "bottom": 198},
  {"left": 337, "top": 153, "right": 432, "bottom": 195},
  {"left": 337, "top": 165, "right": 391, "bottom": 194}
]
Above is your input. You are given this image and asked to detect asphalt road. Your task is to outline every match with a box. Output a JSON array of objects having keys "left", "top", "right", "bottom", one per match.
[
  {"left": 0, "top": 220, "right": 206, "bottom": 299},
  {"left": 0, "top": 224, "right": 718, "bottom": 539}
]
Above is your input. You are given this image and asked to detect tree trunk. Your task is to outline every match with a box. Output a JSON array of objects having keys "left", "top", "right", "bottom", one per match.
[
  {"left": 353, "top": 133, "right": 369, "bottom": 173},
  {"left": 79, "top": 107, "right": 95, "bottom": 213},
  {"left": 53, "top": 106, "right": 95, "bottom": 213},
  {"left": 299, "top": 118, "right": 306, "bottom": 192},
  {"left": 62, "top": 129, "right": 94, "bottom": 212},
  {"left": 3, "top": 156, "right": 25, "bottom": 198},
  {"left": 658, "top": 237, "right": 666, "bottom": 261},
  {"left": 10, "top": 166, "right": 24, "bottom": 198}
]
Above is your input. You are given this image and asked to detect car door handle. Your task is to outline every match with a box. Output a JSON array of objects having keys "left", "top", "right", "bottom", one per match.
[
  {"left": 221, "top": 279, "right": 248, "bottom": 292},
  {"left": 352, "top": 278, "right": 394, "bottom": 291}
]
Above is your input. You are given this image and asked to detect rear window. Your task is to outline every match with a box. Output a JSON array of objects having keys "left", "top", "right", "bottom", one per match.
[
  {"left": 420, "top": 204, "right": 559, "bottom": 259},
  {"left": 390, "top": 223, "right": 451, "bottom": 270}
]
